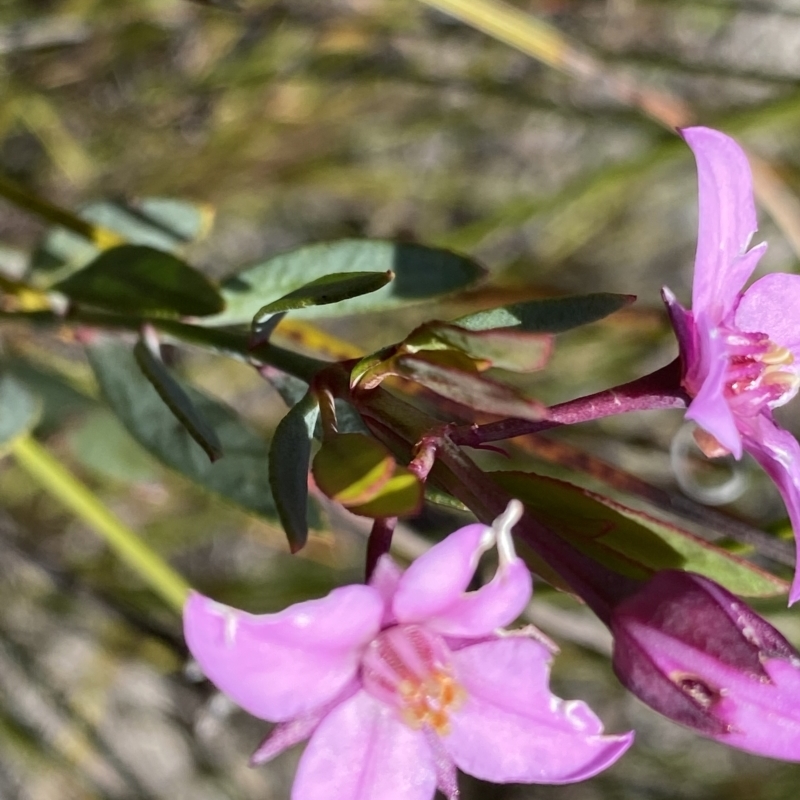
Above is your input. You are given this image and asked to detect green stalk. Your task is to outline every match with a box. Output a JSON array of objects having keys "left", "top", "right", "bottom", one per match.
[
  {"left": 11, "top": 435, "right": 190, "bottom": 612},
  {"left": 0, "top": 173, "right": 121, "bottom": 248},
  {"left": 418, "top": 0, "right": 595, "bottom": 78}
]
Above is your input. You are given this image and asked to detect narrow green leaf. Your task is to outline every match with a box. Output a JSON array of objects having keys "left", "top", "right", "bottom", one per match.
[
  {"left": 67, "top": 409, "right": 159, "bottom": 484},
  {"left": 134, "top": 338, "right": 223, "bottom": 462},
  {"left": 0, "top": 374, "right": 42, "bottom": 448},
  {"left": 254, "top": 271, "right": 393, "bottom": 328},
  {"left": 605, "top": 497, "right": 787, "bottom": 597},
  {"left": 455, "top": 292, "right": 635, "bottom": 334},
  {"left": 404, "top": 321, "right": 552, "bottom": 372},
  {"left": 495, "top": 471, "right": 786, "bottom": 596},
  {"left": 210, "top": 240, "right": 487, "bottom": 324},
  {"left": 30, "top": 197, "right": 213, "bottom": 285},
  {"left": 269, "top": 393, "right": 319, "bottom": 553},
  {"left": 312, "top": 433, "right": 395, "bottom": 506},
  {"left": 396, "top": 352, "right": 548, "bottom": 421},
  {"left": 88, "top": 340, "right": 278, "bottom": 521},
  {"left": 54, "top": 245, "right": 225, "bottom": 317},
  {"left": 424, "top": 485, "right": 469, "bottom": 512}
]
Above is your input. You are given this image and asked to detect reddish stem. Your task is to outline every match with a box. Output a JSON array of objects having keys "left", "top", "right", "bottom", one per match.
[
  {"left": 365, "top": 517, "right": 397, "bottom": 581},
  {"left": 450, "top": 358, "right": 688, "bottom": 447}
]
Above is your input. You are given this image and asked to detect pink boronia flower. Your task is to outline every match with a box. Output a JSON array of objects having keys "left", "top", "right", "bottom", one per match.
[
  {"left": 184, "top": 502, "right": 633, "bottom": 799},
  {"left": 662, "top": 126, "right": 800, "bottom": 603}
]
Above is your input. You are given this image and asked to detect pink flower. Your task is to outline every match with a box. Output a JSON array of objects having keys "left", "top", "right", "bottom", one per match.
[
  {"left": 184, "top": 502, "right": 633, "bottom": 799},
  {"left": 611, "top": 570, "right": 800, "bottom": 760},
  {"left": 662, "top": 126, "right": 800, "bottom": 603}
]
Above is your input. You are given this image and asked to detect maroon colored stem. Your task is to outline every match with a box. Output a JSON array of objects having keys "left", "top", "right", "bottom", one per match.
[
  {"left": 450, "top": 358, "right": 688, "bottom": 447},
  {"left": 365, "top": 517, "right": 397, "bottom": 581}
]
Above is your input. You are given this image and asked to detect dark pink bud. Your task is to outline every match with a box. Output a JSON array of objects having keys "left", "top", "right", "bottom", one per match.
[{"left": 611, "top": 570, "right": 800, "bottom": 759}]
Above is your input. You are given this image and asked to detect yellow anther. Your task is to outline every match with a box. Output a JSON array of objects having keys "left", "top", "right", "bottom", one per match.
[
  {"left": 763, "top": 369, "right": 800, "bottom": 390},
  {"left": 762, "top": 344, "right": 794, "bottom": 366},
  {"left": 396, "top": 669, "right": 465, "bottom": 735}
]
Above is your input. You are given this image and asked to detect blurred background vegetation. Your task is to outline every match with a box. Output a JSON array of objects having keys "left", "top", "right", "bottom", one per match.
[{"left": 2, "top": 0, "right": 800, "bottom": 797}]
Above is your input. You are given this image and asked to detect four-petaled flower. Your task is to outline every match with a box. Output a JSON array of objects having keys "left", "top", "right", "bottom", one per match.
[
  {"left": 662, "top": 126, "right": 800, "bottom": 603},
  {"left": 184, "top": 502, "right": 633, "bottom": 799}
]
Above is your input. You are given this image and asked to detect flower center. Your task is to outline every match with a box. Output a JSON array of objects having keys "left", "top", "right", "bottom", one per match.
[
  {"left": 721, "top": 329, "right": 799, "bottom": 416},
  {"left": 360, "top": 624, "right": 465, "bottom": 735}
]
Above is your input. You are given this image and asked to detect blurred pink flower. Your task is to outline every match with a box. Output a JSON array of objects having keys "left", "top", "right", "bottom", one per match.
[
  {"left": 662, "top": 126, "right": 800, "bottom": 603},
  {"left": 184, "top": 502, "right": 632, "bottom": 799}
]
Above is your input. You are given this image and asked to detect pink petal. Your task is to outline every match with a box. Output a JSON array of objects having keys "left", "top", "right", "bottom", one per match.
[
  {"left": 250, "top": 684, "right": 358, "bottom": 766},
  {"left": 393, "top": 524, "right": 489, "bottom": 621},
  {"left": 682, "top": 127, "right": 763, "bottom": 319},
  {"left": 739, "top": 415, "right": 800, "bottom": 604},
  {"left": 684, "top": 314, "right": 742, "bottom": 458},
  {"left": 369, "top": 555, "right": 403, "bottom": 626},
  {"left": 716, "top": 657, "right": 800, "bottom": 760},
  {"left": 183, "top": 588, "right": 383, "bottom": 722},
  {"left": 425, "top": 560, "right": 532, "bottom": 637},
  {"left": 292, "top": 691, "right": 436, "bottom": 800},
  {"left": 735, "top": 272, "right": 800, "bottom": 360},
  {"left": 446, "top": 639, "right": 633, "bottom": 784},
  {"left": 392, "top": 523, "right": 532, "bottom": 637}
]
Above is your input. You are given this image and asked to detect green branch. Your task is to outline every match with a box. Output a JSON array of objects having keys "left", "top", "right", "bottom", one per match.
[{"left": 11, "top": 435, "right": 190, "bottom": 612}]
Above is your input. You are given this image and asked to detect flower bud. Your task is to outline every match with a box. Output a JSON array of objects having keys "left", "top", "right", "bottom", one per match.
[{"left": 611, "top": 570, "right": 800, "bottom": 759}]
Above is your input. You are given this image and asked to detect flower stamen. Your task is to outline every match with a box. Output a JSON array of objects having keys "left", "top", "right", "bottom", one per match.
[
  {"left": 720, "top": 330, "right": 799, "bottom": 415},
  {"left": 362, "top": 625, "right": 466, "bottom": 736}
]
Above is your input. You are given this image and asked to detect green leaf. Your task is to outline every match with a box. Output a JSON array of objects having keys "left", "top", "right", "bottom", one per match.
[
  {"left": 87, "top": 340, "right": 278, "bottom": 521},
  {"left": 606, "top": 499, "right": 787, "bottom": 597},
  {"left": 269, "top": 393, "right": 319, "bottom": 553},
  {"left": 311, "top": 432, "right": 423, "bottom": 517},
  {"left": 0, "top": 374, "right": 42, "bottom": 448},
  {"left": 3, "top": 360, "right": 95, "bottom": 433},
  {"left": 263, "top": 371, "right": 369, "bottom": 436},
  {"left": 349, "top": 347, "right": 396, "bottom": 391},
  {"left": 396, "top": 352, "right": 547, "bottom": 421},
  {"left": 455, "top": 293, "right": 635, "bottom": 334},
  {"left": 403, "top": 321, "right": 552, "bottom": 373},
  {"left": 133, "top": 338, "right": 223, "bottom": 462},
  {"left": 494, "top": 471, "right": 786, "bottom": 596},
  {"left": 54, "top": 245, "right": 225, "bottom": 317},
  {"left": 210, "top": 240, "right": 487, "bottom": 324},
  {"left": 348, "top": 464, "right": 423, "bottom": 518},
  {"left": 29, "top": 197, "right": 212, "bottom": 285},
  {"left": 424, "top": 484, "right": 469, "bottom": 512},
  {"left": 254, "top": 271, "right": 393, "bottom": 324},
  {"left": 67, "top": 409, "right": 159, "bottom": 483},
  {"left": 312, "top": 433, "right": 395, "bottom": 506}
]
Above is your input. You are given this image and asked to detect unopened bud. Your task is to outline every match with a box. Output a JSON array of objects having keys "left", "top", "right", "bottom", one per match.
[{"left": 611, "top": 570, "right": 800, "bottom": 760}]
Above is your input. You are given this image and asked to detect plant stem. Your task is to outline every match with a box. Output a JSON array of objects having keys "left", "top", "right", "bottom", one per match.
[
  {"left": 0, "top": 172, "right": 122, "bottom": 248},
  {"left": 365, "top": 517, "right": 397, "bottom": 581},
  {"left": 351, "top": 383, "right": 639, "bottom": 619},
  {"left": 451, "top": 358, "right": 687, "bottom": 447},
  {"left": 1, "top": 307, "right": 329, "bottom": 385},
  {"left": 11, "top": 435, "right": 191, "bottom": 612}
]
